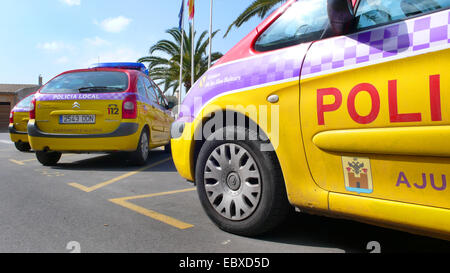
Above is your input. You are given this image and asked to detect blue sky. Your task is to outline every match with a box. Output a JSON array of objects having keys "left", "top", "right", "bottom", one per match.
[{"left": 0, "top": 0, "right": 265, "bottom": 86}]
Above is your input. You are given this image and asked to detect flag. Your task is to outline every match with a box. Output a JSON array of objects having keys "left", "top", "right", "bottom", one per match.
[
  {"left": 178, "top": 0, "right": 184, "bottom": 30},
  {"left": 187, "top": 0, "right": 195, "bottom": 20}
]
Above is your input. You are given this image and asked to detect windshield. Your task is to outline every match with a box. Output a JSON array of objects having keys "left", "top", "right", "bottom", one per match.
[
  {"left": 254, "top": 0, "right": 329, "bottom": 51},
  {"left": 39, "top": 71, "right": 129, "bottom": 94}
]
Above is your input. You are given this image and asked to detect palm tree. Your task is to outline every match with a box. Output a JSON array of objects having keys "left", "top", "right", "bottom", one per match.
[
  {"left": 224, "top": 0, "right": 286, "bottom": 38},
  {"left": 138, "top": 25, "right": 223, "bottom": 95}
]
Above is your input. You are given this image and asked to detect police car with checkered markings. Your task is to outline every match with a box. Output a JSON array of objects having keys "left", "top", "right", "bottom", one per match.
[
  {"left": 171, "top": 0, "right": 450, "bottom": 239},
  {"left": 28, "top": 63, "right": 174, "bottom": 166}
]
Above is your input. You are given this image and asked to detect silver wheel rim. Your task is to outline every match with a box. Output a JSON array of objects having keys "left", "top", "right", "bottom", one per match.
[
  {"left": 141, "top": 132, "right": 149, "bottom": 160},
  {"left": 204, "top": 143, "right": 262, "bottom": 221}
]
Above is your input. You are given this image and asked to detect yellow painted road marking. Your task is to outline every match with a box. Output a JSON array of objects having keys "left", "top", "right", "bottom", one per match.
[
  {"left": 109, "top": 188, "right": 196, "bottom": 230},
  {"left": 9, "top": 158, "right": 36, "bottom": 165},
  {"left": 9, "top": 154, "right": 76, "bottom": 166},
  {"left": 68, "top": 157, "right": 171, "bottom": 192}
]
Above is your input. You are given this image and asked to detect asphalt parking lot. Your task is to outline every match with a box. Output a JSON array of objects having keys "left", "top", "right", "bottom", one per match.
[{"left": 0, "top": 132, "right": 449, "bottom": 253}]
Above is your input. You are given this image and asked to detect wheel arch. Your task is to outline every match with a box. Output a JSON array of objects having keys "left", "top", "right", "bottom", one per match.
[{"left": 192, "top": 109, "right": 283, "bottom": 185}]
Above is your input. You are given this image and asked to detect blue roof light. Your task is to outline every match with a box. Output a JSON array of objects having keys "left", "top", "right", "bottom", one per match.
[{"left": 89, "top": 62, "right": 149, "bottom": 75}]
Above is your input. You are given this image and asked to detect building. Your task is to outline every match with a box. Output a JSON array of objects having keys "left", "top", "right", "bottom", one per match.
[{"left": 0, "top": 84, "right": 40, "bottom": 132}]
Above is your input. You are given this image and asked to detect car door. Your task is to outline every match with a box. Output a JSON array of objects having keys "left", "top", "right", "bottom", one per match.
[
  {"left": 142, "top": 76, "right": 166, "bottom": 144},
  {"left": 150, "top": 81, "right": 172, "bottom": 141},
  {"left": 136, "top": 76, "right": 155, "bottom": 140},
  {"left": 300, "top": 0, "right": 450, "bottom": 209}
]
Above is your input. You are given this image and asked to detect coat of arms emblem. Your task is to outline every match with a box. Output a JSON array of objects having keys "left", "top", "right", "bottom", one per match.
[{"left": 342, "top": 156, "right": 373, "bottom": 194}]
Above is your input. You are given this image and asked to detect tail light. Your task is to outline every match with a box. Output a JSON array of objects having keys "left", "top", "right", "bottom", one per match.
[
  {"left": 122, "top": 94, "right": 137, "bottom": 119},
  {"left": 29, "top": 97, "right": 36, "bottom": 119},
  {"left": 9, "top": 111, "right": 14, "bottom": 124}
]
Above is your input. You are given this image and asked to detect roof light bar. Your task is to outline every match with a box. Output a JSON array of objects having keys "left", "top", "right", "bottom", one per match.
[{"left": 89, "top": 62, "right": 149, "bottom": 75}]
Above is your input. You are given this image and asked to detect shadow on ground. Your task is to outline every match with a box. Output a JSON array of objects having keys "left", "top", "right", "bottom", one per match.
[
  {"left": 51, "top": 150, "right": 176, "bottom": 172},
  {"left": 255, "top": 211, "right": 450, "bottom": 253}
]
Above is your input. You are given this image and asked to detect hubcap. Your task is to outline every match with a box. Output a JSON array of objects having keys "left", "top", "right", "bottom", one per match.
[
  {"left": 141, "top": 133, "right": 149, "bottom": 159},
  {"left": 226, "top": 172, "right": 241, "bottom": 191},
  {"left": 203, "top": 143, "right": 261, "bottom": 221}
]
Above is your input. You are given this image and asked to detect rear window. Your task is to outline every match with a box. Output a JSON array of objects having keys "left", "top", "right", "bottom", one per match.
[
  {"left": 16, "top": 95, "right": 34, "bottom": 109},
  {"left": 40, "top": 71, "right": 129, "bottom": 94}
]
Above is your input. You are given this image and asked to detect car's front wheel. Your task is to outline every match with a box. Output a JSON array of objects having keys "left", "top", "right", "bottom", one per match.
[
  {"left": 36, "top": 151, "right": 62, "bottom": 166},
  {"left": 195, "top": 126, "right": 292, "bottom": 236}
]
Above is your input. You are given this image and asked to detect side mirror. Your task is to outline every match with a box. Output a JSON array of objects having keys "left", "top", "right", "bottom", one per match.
[
  {"left": 165, "top": 101, "right": 175, "bottom": 110},
  {"left": 327, "top": 0, "right": 355, "bottom": 35}
]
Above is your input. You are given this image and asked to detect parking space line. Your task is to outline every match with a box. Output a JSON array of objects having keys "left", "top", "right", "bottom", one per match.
[
  {"left": 9, "top": 158, "right": 36, "bottom": 165},
  {"left": 68, "top": 157, "right": 172, "bottom": 192},
  {"left": 9, "top": 154, "right": 76, "bottom": 166},
  {"left": 109, "top": 188, "right": 196, "bottom": 229}
]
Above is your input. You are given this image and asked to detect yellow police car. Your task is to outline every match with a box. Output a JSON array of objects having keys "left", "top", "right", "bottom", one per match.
[
  {"left": 9, "top": 92, "right": 35, "bottom": 152},
  {"left": 28, "top": 62, "right": 174, "bottom": 166},
  {"left": 171, "top": 0, "right": 450, "bottom": 240}
]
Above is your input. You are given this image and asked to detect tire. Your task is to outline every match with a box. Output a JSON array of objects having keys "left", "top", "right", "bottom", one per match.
[
  {"left": 130, "top": 129, "right": 149, "bottom": 166},
  {"left": 36, "top": 151, "right": 62, "bottom": 166},
  {"left": 14, "top": 142, "right": 31, "bottom": 152},
  {"left": 195, "top": 126, "right": 292, "bottom": 236},
  {"left": 164, "top": 142, "right": 171, "bottom": 153}
]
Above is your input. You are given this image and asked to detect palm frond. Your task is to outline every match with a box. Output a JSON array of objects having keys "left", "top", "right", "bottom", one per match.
[{"left": 224, "top": 0, "right": 286, "bottom": 38}]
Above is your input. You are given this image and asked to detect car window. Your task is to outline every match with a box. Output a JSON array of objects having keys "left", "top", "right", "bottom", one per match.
[
  {"left": 16, "top": 95, "right": 34, "bottom": 109},
  {"left": 151, "top": 82, "right": 168, "bottom": 107},
  {"left": 254, "top": 0, "right": 329, "bottom": 51},
  {"left": 355, "top": 0, "right": 450, "bottom": 29},
  {"left": 142, "top": 76, "right": 159, "bottom": 105},
  {"left": 40, "top": 71, "right": 128, "bottom": 94},
  {"left": 137, "top": 77, "right": 148, "bottom": 101}
]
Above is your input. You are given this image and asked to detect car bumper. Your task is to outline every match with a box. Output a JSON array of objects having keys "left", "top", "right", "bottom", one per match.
[
  {"left": 171, "top": 121, "right": 195, "bottom": 181},
  {"left": 9, "top": 124, "right": 29, "bottom": 143},
  {"left": 27, "top": 120, "right": 141, "bottom": 152}
]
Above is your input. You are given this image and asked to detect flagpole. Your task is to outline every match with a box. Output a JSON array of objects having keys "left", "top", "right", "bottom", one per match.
[
  {"left": 208, "top": 0, "right": 213, "bottom": 69},
  {"left": 178, "top": 4, "right": 185, "bottom": 112},
  {"left": 191, "top": 15, "right": 195, "bottom": 88}
]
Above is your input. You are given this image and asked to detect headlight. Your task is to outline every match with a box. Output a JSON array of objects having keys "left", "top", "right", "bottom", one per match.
[{"left": 170, "top": 121, "right": 185, "bottom": 139}]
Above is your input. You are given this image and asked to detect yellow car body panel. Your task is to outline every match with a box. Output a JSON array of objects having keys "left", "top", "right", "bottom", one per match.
[
  {"left": 28, "top": 120, "right": 142, "bottom": 152},
  {"left": 301, "top": 49, "right": 450, "bottom": 211},
  {"left": 329, "top": 193, "right": 450, "bottom": 241},
  {"left": 9, "top": 93, "right": 35, "bottom": 145},
  {"left": 10, "top": 131, "right": 29, "bottom": 143},
  {"left": 9, "top": 109, "right": 29, "bottom": 143}
]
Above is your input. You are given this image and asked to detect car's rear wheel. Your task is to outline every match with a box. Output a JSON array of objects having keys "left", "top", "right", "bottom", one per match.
[
  {"left": 14, "top": 142, "right": 31, "bottom": 152},
  {"left": 164, "top": 142, "right": 171, "bottom": 153},
  {"left": 36, "top": 151, "right": 62, "bottom": 166},
  {"left": 195, "top": 126, "right": 291, "bottom": 236},
  {"left": 130, "top": 129, "right": 149, "bottom": 166}
]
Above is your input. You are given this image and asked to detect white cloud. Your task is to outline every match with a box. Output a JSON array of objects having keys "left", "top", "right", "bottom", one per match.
[
  {"left": 56, "top": 56, "right": 70, "bottom": 64},
  {"left": 84, "top": 36, "right": 110, "bottom": 47},
  {"left": 60, "top": 0, "right": 81, "bottom": 6},
  {"left": 95, "top": 16, "right": 132, "bottom": 33},
  {"left": 37, "top": 41, "right": 75, "bottom": 51}
]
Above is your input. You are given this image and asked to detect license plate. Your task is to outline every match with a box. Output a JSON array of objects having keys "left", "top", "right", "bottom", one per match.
[{"left": 59, "top": 115, "right": 96, "bottom": 124}]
